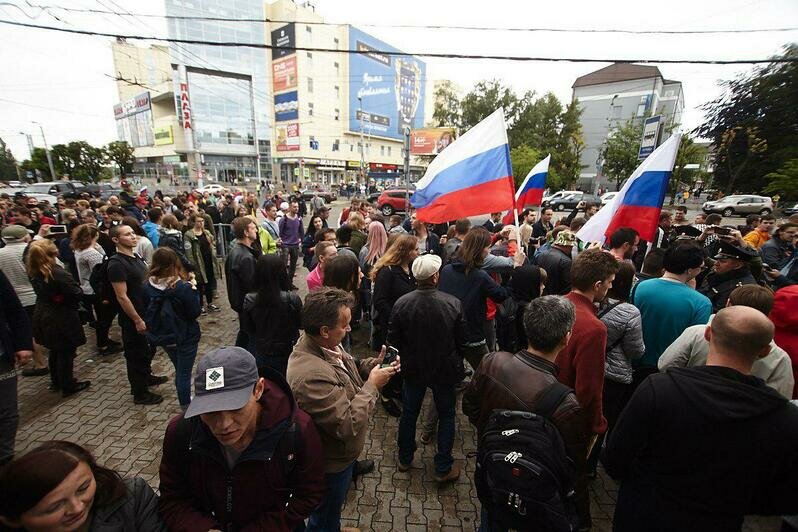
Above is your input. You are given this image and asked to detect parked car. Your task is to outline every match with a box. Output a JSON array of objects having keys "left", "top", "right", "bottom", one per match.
[
  {"left": 601, "top": 191, "right": 618, "bottom": 205},
  {"left": 197, "top": 183, "right": 227, "bottom": 195},
  {"left": 367, "top": 191, "right": 382, "bottom": 204},
  {"left": 300, "top": 188, "right": 337, "bottom": 202},
  {"left": 541, "top": 190, "right": 581, "bottom": 207},
  {"left": 377, "top": 189, "right": 414, "bottom": 216},
  {"left": 549, "top": 192, "right": 603, "bottom": 212},
  {"left": 20, "top": 181, "right": 85, "bottom": 203},
  {"left": 782, "top": 203, "right": 798, "bottom": 216},
  {"left": 83, "top": 183, "right": 122, "bottom": 200},
  {"left": 702, "top": 195, "right": 773, "bottom": 216}
]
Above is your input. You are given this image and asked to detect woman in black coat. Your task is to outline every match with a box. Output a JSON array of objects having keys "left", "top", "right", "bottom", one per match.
[{"left": 27, "top": 239, "right": 89, "bottom": 397}]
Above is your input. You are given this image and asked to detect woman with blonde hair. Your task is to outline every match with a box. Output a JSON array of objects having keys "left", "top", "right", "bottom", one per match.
[
  {"left": 347, "top": 212, "right": 368, "bottom": 255},
  {"left": 142, "top": 247, "right": 201, "bottom": 409},
  {"left": 27, "top": 239, "right": 89, "bottom": 397}
]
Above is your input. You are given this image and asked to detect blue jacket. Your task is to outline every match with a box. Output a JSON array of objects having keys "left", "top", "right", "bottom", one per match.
[
  {"left": 142, "top": 279, "right": 202, "bottom": 341},
  {"left": 438, "top": 259, "right": 508, "bottom": 344},
  {"left": 142, "top": 221, "right": 160, "bottom": 247},
  {"left": 0, "top": 271, "right": 33, "bottom": 365}
]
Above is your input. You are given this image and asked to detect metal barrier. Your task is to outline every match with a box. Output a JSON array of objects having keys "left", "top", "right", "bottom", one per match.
[{"left": 213, "top": 223, "right": 234, "bottom": 259}]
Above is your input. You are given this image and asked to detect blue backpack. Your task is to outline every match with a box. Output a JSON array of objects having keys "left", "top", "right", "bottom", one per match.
[{"left": 144, "top": 291, "right": 187, "bottom": 347}]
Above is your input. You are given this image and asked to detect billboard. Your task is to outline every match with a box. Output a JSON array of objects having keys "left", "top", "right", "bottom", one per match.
[
  {"left": 638, "top": 115, "right": 662, "bottom": 160},
  {"left": 271, "top": 23, "right": 295, "bottom": 60},
  {"left": 274, "top": 91, "right": 299, "bottom": 122},
  {"left": 348, "top": 27, "right": 426, "bottom": 141},
  {"left": 276, "top": 123, "right": 300, "bottom": 152},
  {"left": 154, "top": 126, "right": 174, "bottom": 146},
  {"left": 113, "top": 92, "right": 153, "bottom": 148},
  {"left": 410, "top": 127, "right": 455, "bottom": 155},
  {"left": 272, "top": 56, "right": 298, "bottom": 92}
]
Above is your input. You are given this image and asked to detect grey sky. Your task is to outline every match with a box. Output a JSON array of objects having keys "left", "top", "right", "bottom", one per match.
[{"left": 1, "top": 0, "right": 796, "bottom": 161}]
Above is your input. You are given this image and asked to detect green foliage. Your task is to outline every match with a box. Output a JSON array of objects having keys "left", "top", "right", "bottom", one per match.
[
  {"left": 20, "top": 148, "right": 52, "bottom": 180},
  {"left": 0, "top": 139, "right": 18, "bottom": 181},
  {"left": 510, "top": 145, "right": 542, "bottom": 189},
  {"left": 49, "top": 141, "right": 108, "bottom": 182},
  {"left": 763, "top": 159, "right": 798, "bottom": 200},
  {"left": 600, "top": 119, "right": 644, "bottom": 191},
  {"left": 694, "top": 44, "right": 798, "bottom": 194},
  {"left": 106, "top": 141, "right": 135, "bottom": 177},
  {"left": 460, "top": 80, "right": 521, "bottom": 133},
  {"left": 430, "top": 80, "right": 461, "bottom": 128},
  {"left": 668, "top": 136, "right": 708, "bottom": 204}
]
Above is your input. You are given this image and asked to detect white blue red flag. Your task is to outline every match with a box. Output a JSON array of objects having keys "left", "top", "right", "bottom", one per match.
[
  {"left": 577, "top": 134, "right": 681, "bottom": 244},
  {"left": 503, "top": 154, "right": 550, "bottom": 224},
  {"left": 411, "top": 108, "right": 515, "bottom": 224}
]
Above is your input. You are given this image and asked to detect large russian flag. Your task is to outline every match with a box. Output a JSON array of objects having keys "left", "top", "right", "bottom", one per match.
[
  {"left": 577, "top": 134, "right": 681, "bottom": 244},
  {"left": 411, "top": 108, "right": 515, "bottom": 224}
]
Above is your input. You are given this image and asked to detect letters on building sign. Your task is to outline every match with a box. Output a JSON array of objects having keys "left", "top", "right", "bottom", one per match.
[{"left": 180, "top": 83, "right": 192, "bottom": 130}]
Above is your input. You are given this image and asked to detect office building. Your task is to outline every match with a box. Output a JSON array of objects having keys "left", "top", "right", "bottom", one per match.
[{"left": 572, "top": 63, "right": 684, "bottom": 190}]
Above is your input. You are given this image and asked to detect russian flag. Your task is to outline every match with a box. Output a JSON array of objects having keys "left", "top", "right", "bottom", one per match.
[
  {"left": 503, "top": 154, "right": 550, "bottom": 224},
  {"left": 411, "top": 108, "right": 515, "bottom": 224},
  {"left": 577, "top": 134, "right": 681, "bottom": 244}
]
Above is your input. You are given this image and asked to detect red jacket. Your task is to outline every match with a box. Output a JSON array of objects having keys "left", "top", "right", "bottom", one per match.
[
  {"left": 770, "top": 286, "right": 798, "bottom": 399},
  {"left": 556, "top": 292, "right": 608, "bottom": 434},
  {"left": 158, "top": 370, "right": 325, "bottom": 531}
]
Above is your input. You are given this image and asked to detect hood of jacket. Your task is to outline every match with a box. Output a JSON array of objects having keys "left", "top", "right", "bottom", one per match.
[
  {"left": 770, "top": 285, "right": 798, "bottom": 329},
  {"left": 664, "top": 366, "right": 787, "bottom": 421},
  {"left": 147, "top": 276, "right": 180, "bottom": 292}
]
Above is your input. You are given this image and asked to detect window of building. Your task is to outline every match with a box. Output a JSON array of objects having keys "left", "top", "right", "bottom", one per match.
[
  {"left": 333, "top": 37, "right": 339, "bottom": 49},
  {"left": 387, "top": 146, "right": 391, "bottom": 156},
  {"left": 308, "top": 102, "right": 314, "bottom": 116},
  {"left": 380, "top": 145, "right": 385, "bottom": 155},
  {"left": 334, "top": 62, "right": 340, "bottom": 76},
  {"left": 309, "top": 136, "right": 318, "bottom": 150},
  {"left": 611, "top": 105, "right": 622, "bottom": 120},
  {"left": 334, "top": 85, "right": 340, "bottom": 99},
  {"left": 307, "top": 77, "right": 313, "bottom": 93},
  {"left": 636, "top": 95, "right": 648, "bottom": 117},
  {"left": 306, "top": 25, "right": 312, "bottom": 37},
  {"left": 306, "top": 52, "right": 313, "bottom": 65},
  {"left": 334, "top": 108, "right": 340, "bottom": 121},
  {"left": 333, "top": 139, "right": 340, "bottom": 151},
  {"left": 350, "top": 144, "right": 354, "bottom": 152}
]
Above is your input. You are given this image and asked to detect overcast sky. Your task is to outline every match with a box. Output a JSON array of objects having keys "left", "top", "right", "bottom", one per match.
[{"left": 1, "top": 0, "right": 796, "bottom": 161}]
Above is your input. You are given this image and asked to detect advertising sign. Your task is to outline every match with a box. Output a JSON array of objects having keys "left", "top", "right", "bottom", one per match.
[
  {"left": 113, "top": 92, "right": 153, "bottom": 147},
  {"left": 274, "top": 91, "right": 299, "bottom": 122},
  {"left": 276, "top": 123, "right": 300, "bottom": 152},
  {"left": 113, "top": 92, "right": 151, "bottom": 119},
  {"left": 272, "top": 56, "right": 298, "bottom": 93},
  {"left": 271, "top": 23, "right": 295, "bottom": 60},
  {"left": 348, "top": 27, "right": 426, "bottom": 141},
  {"left": 410, "top": 127, "right": 456, "bottom": 155},
  {"left": 154, "top": 126, "right": 174, "bottom": 146},
  {"left": 638, "top": 115, "right": 662, "bottom": 160},
  {"left": 177, "top": 65, "right": 195, "bottom": 151}
]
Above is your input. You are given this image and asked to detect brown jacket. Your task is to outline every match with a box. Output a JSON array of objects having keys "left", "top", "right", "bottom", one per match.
[
  {"left": 286, "top": 333, "right": 379, "bottom": 473},
  {"left": 463, "top": 350, "right": 592, "bottom": 517}
]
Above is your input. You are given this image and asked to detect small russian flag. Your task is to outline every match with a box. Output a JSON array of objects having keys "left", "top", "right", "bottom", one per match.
[{"left": 503, "top": 155, "right": 550, "bottom": 224}]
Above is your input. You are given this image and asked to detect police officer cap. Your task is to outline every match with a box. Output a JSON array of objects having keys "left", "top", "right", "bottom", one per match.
[{"left": 713, "top": 239, "right": 758, "bottom": 261}]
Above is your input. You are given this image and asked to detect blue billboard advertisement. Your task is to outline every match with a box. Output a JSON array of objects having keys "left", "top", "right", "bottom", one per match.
[
  {"left": 274, "top": 90, "right": 299, "bottom": 122},
  {"left": 348, "top": 26, "right": 426, "bottom": 141}
]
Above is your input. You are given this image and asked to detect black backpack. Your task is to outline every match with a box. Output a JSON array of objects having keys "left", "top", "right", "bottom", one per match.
[
  {"left": 143, "top": 290, "right": 188, "bottom": 347},
  {"left": 88, "top": 255, "right": 118, "bottom": 308},
  {"left": 475, "top": 382, "right": 579, "bottom": 532},
  {"left": 495, "top": 297, "right": 524, "bottom": 353}
]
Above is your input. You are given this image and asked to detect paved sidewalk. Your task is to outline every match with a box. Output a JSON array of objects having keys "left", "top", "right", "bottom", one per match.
[{"left": 13, "top": 279, "right": 779, "bottom": 531}]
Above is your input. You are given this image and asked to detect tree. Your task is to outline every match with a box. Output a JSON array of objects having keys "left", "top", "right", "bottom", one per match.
[
  {"left": 20, "top": 148, "right": 52, "bottom": 180},
  {"left": 0, "top": 138, "right": 18, "bottom": 181},
  {"left": 694, "top": 44, "right": 798, "bottom": 194},
  {"left": 430, "top": 80, "right": 461, "bottom": 128},
  {"left": 75, "top": 142, "right": 108, "bottom": 182},
  {"left": 106, "top": 141, "right": 134, "bottom": 177},
  {"left": 460, "top": 80, "right": 521, "bottom": 133},
  {"left": 600, "top": 118, "right": 644, "bottom": 191},
  {"left": 50, "top": 142, "right": 82, "bottom": 177},
  {"left": 763, "top": 159, "right": 798, "bottom": 199},
  {"left": 669, "top": 136, "right": 707, "bottom": 204},
  {"left": 510, "top": 145, "right": 542, "bottom": 189}
]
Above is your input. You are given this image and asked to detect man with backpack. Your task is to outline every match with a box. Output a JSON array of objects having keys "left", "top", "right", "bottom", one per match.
[
  {"left": 158, "top": 346, "right": 325, "bottom": 531},
  {"left": 463, "top": 295, "right": 592, "bottom": 531},
  {"left": 107, "top": 224, "right": 166, "bottom": 405}
]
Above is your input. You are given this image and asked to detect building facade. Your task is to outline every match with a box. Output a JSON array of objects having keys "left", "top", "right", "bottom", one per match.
[{"left": 571, "top": 63, "right": 684, "bottom": 191}]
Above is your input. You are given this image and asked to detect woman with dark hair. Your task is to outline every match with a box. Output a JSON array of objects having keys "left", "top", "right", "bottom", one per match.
[
  {"left": 495, "top": 265, "right": 547, "bottom": 352},
  {"left": 142, "top": 247, "right": 201, "bottom": 410},
  {"left": 241, "top": 253, "right": 302, "bottom": 377},
  {"left": 27, "top": 239, "right": 89, "bottom": 397},
  {"left": 438, "top": 227, "right": 510, "bottom": 370},
  {"left": 121, "top": 215, "right": 154, "bottom": 264},
  {"left": 302, "top": 214, "right": 324, "bottom": 269},
  {"left": 0, "top": 440, "right": 164, "bottom": 531},
  {"left": 323, "top": 255, "right": 363, "bottom": 352},
  {"left": 370, "top": 234, "right": 419, "bottom": 351}
]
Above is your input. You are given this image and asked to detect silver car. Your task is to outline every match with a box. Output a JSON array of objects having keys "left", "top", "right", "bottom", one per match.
[{"left": 702, "top": 195, "right": 773, "bottom": 217}]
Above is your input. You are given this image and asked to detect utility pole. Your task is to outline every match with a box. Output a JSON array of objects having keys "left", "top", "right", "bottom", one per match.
[
  {"left": 31, "top": 121, "right": 55, "bottom": 182},
  {"left": 358, "top": 96, "right": 365, "bottom": 184},
  {"left": 403, "top": 126, "right": 411, "bottom": 210},
  {"left": 250, "top": 84, "right": 262, "bottom": 184}
]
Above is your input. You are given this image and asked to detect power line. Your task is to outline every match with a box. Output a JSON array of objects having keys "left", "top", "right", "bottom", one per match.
[
  {"left": 2, "top": 19, "right": 795, "bottom": 65},
  {"left": 8, "top": 4, "right": 798, "bottom": 35},
  {"left": 0, "top": 96, "right": 109, "bottom": 117}
]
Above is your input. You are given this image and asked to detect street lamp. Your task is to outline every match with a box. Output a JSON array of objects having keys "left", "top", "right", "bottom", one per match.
[{"left": 31, "top": 121, "right": 57, "bottom": 181}]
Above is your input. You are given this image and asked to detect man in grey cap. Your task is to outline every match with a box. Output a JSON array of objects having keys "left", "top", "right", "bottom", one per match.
[
  {"left": 698, "top": 239, "right": 758, "bottom": 312},
  {"left": 387, "top": 253, "right": 468, "bottom": 482},
  {"left": 0, "top": 225, "right": 48, "bottom": 376},
  {"left": 158, "top": 346, "right": 325, "bottom": 531}
]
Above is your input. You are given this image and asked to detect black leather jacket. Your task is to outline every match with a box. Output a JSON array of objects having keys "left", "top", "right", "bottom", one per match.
[{"left": 224, "top": 241, "right": 259, "bottom": 312}]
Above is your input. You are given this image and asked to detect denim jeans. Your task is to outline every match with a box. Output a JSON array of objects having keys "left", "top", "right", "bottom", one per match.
[
  {"left": 163, "top": 340, "right": 199, "bottom": 407},
  {"left": 398, "top": 379, "right": 456, "bottom": 475},
  {"left": 306, "top": 461, "right": 355, "bottom": 532}
]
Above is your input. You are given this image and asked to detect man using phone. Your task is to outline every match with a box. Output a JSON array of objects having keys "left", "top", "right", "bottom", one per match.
[
  {"left": 387, "top": 254, "right": 468, "bottom": 483},
  {"left": 698, "top": 240, "right": 758, "bottom": 312}
]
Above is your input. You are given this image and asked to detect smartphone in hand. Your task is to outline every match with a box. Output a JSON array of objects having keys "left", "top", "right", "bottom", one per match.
[{"left": 381, "top": 345, "right": 399, "bottom": 368}]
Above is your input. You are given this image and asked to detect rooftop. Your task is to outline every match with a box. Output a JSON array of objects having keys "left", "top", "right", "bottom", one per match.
[{"left": 572, "top": 63, "right": 663, "bottom": 88}]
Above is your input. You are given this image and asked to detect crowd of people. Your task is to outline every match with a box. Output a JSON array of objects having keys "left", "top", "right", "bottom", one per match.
[{"left": 0, "top": 185, "right": 797, "bottom": 531}]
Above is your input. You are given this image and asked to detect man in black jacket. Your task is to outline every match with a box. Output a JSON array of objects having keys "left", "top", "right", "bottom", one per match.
[
  {"left": 603, "top": 305, "right": 798, "bottom": 531},
  {"left": 698, "top": 239, "right": 758, "bottom": 312},
  {"left": 534, "top": 229, "right": 575, "bottom": 295},
  {"left": 531, "top": 207, "right": 554, "bottom": 239},
  {"left": 0, "top": 271, "right": 33, "bottom": 466},
  {"left": 225, "top": 217, "right": 260, "bottom": 348},
  {"left": 387, "top": 254, "right": 468, "bottom": 483}
]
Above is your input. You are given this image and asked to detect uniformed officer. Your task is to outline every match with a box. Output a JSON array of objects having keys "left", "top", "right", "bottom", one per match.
[{"left": 698, "top": 239, "right": 759, "bottom": 312}]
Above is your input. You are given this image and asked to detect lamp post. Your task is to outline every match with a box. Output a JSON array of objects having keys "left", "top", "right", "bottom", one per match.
[{"left": 31, "top": 121, "right": 56, "bottom": 181}]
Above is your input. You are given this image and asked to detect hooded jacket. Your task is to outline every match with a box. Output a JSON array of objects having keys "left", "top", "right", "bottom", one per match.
[
  {"left": 224, "top": 241, "right": 259, "bottom": 313},
  {"left": 89, "top": 477, "right": 165, "bottom": 532},
  {"left": 183, "top": 229, "right": 217, "bottom": 284},
  {"left": 158, "top": 228, "right": 194, "bottom": 272},
  {"left": 603, "top": 366, "right": 798, "bottom": 531},
  {"left": 598, "top": 299, "right": 645, "bottom": 384},
  {"left": 158, "top": 368, "right": 325, "bottom": 532},
  {"left": 770, "top": 286, "right": 798, "bottom": 399},
  {"left": 141, "top": 278, "right": 201, "bottom": 342}
]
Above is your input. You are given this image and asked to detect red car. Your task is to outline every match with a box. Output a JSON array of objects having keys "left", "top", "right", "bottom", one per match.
[{"left": 377, "top": 189, "right": 414, "bottom": 215}]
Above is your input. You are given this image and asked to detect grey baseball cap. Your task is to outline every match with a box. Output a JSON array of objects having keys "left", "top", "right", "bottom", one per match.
[{"left": 184, "top": 347, "right": 259, "bottom": 418}]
